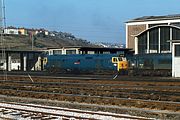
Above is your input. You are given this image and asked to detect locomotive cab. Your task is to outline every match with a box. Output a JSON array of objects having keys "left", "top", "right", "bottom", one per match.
[{"left": 112, "top": 57, "right": 128, "bottom": 74}]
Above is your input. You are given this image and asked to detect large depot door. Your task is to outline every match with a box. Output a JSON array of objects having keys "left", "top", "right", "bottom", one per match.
[{"left": 172, "top": 44, "right": 180, "bottom": 77}]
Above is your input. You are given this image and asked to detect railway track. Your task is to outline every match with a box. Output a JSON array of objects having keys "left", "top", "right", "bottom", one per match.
[
  {"left": 1, "top": 82, "right": 179, "bottom": 94},
  {"left": 0, "top": 102, "right": 150, "bottom": 120},
  {"left": 0, "top": 88, "right": 179, "bottom": 112},
  {"left": 1, "top": 79, "right": 180, "bottom": 88},
  {"left": 2, "top": 72, "right": 180, "bottom": 82},
  {"left": 0, "top": 75, "right": 179, "bottom": 119},
  {"left": 0, "top": 80, "right": 179, "bottom": 102}
]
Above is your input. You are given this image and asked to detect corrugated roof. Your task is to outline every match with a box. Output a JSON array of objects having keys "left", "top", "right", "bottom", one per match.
[{"left": 127, "top": 14, "right": 180, "bottom": 23}]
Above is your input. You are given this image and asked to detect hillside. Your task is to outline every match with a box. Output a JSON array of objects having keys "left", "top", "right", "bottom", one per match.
[{"left": 2, "top": 31, "right": 99, "bottom": 50}]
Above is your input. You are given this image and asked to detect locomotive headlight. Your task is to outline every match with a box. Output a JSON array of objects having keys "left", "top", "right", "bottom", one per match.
[
  {"left": 113, "top": 63, "right": 117, "bottom": 66},
  {"left": 139, "top": 64, "right": 144, "bottom": 68},
  {"left": 131, "top": 63, "right": 135, "bottom": 66}
]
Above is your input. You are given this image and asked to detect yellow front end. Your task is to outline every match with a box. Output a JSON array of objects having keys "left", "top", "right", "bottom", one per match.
[
  {"left": 118, "top": 60, "right": 128, "bottom": 71},
  {"left": 112, "top": 57, "right": 128, "bottom": 72}
]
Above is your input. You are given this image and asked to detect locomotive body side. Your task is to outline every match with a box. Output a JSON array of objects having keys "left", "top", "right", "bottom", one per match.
[{"left": 45, "top": 54, "right": 122, "bottom": 74}]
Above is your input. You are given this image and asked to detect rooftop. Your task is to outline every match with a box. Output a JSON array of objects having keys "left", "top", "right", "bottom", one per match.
[
  {"left": 45, "top": 46, "right": 132, "bottom": 51},
  {"left": 127, "top": 14, "right": 180, "bottom": 23}
]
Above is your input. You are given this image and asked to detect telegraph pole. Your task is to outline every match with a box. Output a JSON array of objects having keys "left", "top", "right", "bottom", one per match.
[
  {"left": 32, "top": 33, "right": 34, "bottom": 50},
  {"left": 2, "top": 0, "right": 6, "bottom": 28},
  {"left": 0, "top": 0, "right": 7, "bottom": 80},
  {"left": 0, "top": 0, "right": 5, "bottom": 60}
]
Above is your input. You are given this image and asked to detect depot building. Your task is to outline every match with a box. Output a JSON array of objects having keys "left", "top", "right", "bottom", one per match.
[
  {"left": 126, "top": 14, "right": 180, "bottom": 77},
  {"left": 126, "top": 14, "right": 180, "bottom": 54}
]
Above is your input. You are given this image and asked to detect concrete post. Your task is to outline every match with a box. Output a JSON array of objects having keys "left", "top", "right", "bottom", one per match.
[
  {"left": 37, "top": 56, "right": 41, "bottom": 71},
  {"left": 8, "top": 56, "right": 11, "bottom": 71},
  {"left": 172, "top": 43, "right": 175, "bottom": 77},
  {"left": 23, "top": 56, "right": 27, "bottom": 71},
  {"left": 135, "top": 37, "right": 138, "bottom": 54},
  {"left": 76, "top": 49, "right": 79, "bottom": 54},
  {"left": 6, "top": 53, "right": 8, "bottom": 71}
]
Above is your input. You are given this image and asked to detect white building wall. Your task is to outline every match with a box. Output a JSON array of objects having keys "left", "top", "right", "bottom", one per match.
[
  {"left": 172, "top": 43, "right": 180, "bottom": 77},
  {"left": 45, "top": 31, "right": 49, "bottom": 36},
  {"left": 11, "top": 63, "right": 20, "bottom": 70},
  {"left": 0, "top": 60, "right": 20, "bottom": 71},
  {"left": 4, "top": 28, "right": 19, "bottom": 35},
  {"left": 125, "top": 24, "right": 128, "bottom": 48},
  {"left": 134, "top": 37, "right": 138, "bottom": 54}
]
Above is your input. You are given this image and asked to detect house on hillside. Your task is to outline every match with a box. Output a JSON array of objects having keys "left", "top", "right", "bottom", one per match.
[
  {"left": 35, "top": 29, "right": 49, "bottom": 36},
  {"left": 3, "top": 26, "right": 50, "bottom": 37},
  {"left": 26, "top": 28, "right": 48, "bottom": 36},
  {"left": 18, "top": 28, "right": 28, "bottom": 35},
  {"left": 4, "top": 26, "right": 19, "bottom": 35},
  {"left": 27, "top": 29, "right": 37, "bottom": 36}
]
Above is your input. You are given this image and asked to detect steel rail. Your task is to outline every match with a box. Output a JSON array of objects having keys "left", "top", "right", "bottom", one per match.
[
  {"left": 0, "top": 80, "right": 180, "bottom": 90},
  {"left": 0, "top": 101, "right": 151, "bottom": 120},
  {"left": 0, "top": 102, "right": 151, "bottom": 120},
  {"left": 0, "top": 88, "right": 179, "bottom": 105}
]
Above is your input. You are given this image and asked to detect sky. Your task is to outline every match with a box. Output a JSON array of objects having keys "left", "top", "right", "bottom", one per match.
[{"left": 4, "top": 0, "right": 180, "bottom": 44}]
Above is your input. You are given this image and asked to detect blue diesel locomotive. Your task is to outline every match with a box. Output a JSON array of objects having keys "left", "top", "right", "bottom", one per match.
[
  {"left": 45, "top": 54, "right": 128, "bottom": 74},
  {"left": 44, "top": 53, "right": 172, "bottom": 76}
]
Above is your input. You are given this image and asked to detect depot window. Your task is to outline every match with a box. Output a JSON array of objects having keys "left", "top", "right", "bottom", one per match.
[
  {"left": 66, "top": 50, "right": 76, "bottom": 54},
  {"left": 175, "top": 45, "right": 180, "bottom": 56},
  {"left": 53, "top": 50, "right": 62, "bottom": 55},
  {"left": 149, "top": 28, "right": 159, "bottom": 53},
  {"left": 138, "top": 32, "right": 147, "bottom": 54},
  {"left": 160, "top": 27, "right": 170, "bottom": 52}
]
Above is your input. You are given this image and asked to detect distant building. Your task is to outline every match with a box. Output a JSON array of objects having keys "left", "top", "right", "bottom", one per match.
[
  {"left": 49, "top": 33, "right": 55, "bottom": 37},
  {"left": 18, "top": 28, "right": 28, "bottom": 35},
  {"left": 24, "top": 28, "right": 49, "bottom": 37},
  {"left": 3, "top": 26, "right": 50, "bottom": 37},
  {"left": 27, "top": 29, "right": 37, "bottom": 36},
  {"left": 35, "top": 29, "right": 49, "bottom": 36},
  {"left": 126, "top": 14, "right": 180, "bottom": 54},
  {"left": 44, "top": 31, "right": 49, "bottom": 36},
  {"left": 4, "top": 27, "right": 19, "bottom": 35}
]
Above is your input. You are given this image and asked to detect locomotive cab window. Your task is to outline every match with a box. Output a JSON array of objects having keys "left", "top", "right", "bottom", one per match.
[
  {"left": 112, "top": 57, "right": 118, "bottom": 63},
  {"left": 112, "top": 57, "right": 126, "bottom": 63},
  {"left": 118, "top": 58, "right": 122, "bottom": 61},
  {"left": 175, "top": 45, "right": 180, "bottom": 56}
]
